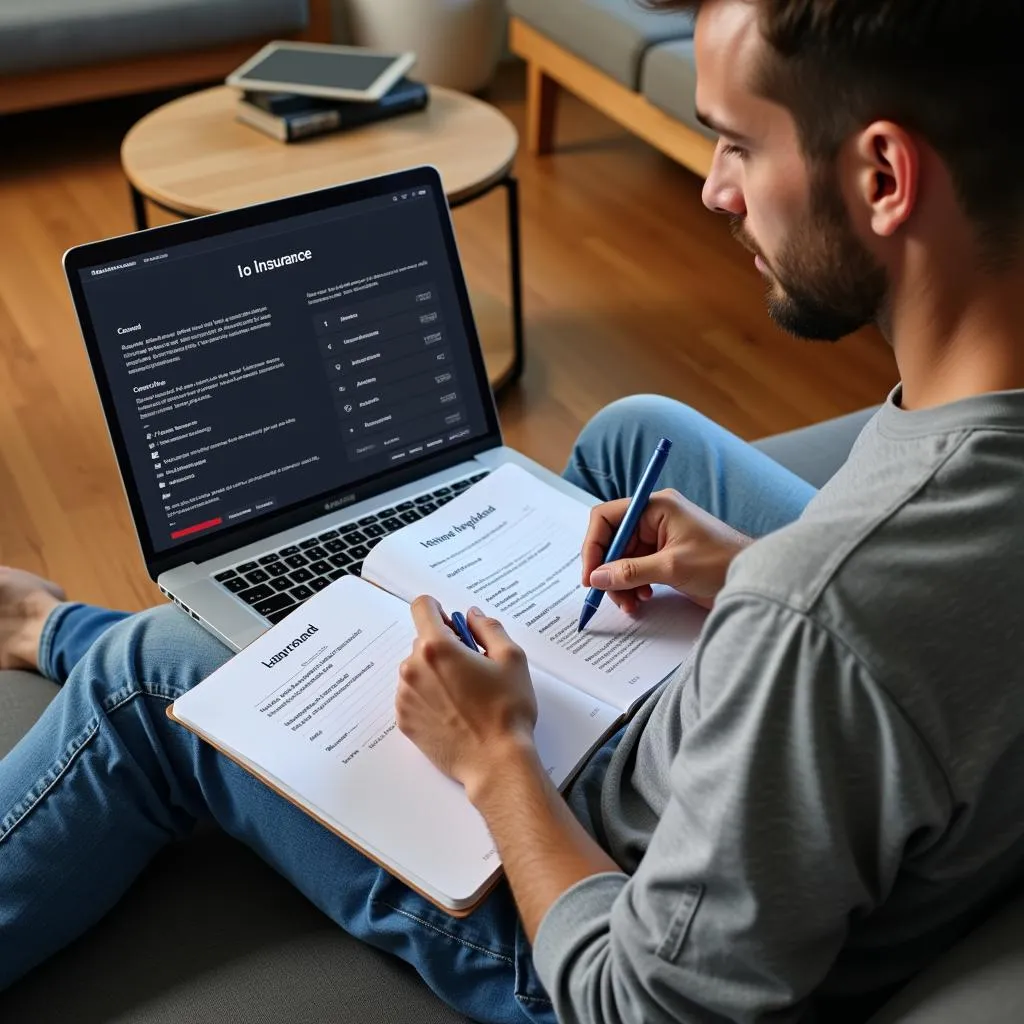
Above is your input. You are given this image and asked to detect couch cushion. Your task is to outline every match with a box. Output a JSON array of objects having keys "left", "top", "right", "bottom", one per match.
[
  {"left": 753, "top": 405, "right": 880, "bottom": 489},
  {"left": 866, "top": 892, "right": 1024, "bottom": 1024},
  {"left": 0, "top": 0, "right": 309, "bottom": 76},
  {"left": 0, "top": 669, "right": 59, "bottom": 758},
  {"left": 6, "top": 826, "right": 473, "bottom": 1024},
  {"left": 510, "top": 0, "right": 694, "bottom": 90},
  {"left": 640, "top": 38, "right": 715, "bottom": 140},
  {"left": 753, "top": 407, "right": 879, "bottom": 489}
]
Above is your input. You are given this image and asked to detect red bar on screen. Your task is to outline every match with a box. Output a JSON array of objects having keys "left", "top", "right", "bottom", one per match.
[{"left": 171, "top": 517, "right": 223, "bottom": 540}]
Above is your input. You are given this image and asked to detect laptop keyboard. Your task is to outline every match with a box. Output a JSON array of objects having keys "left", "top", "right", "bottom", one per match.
[{"left": 211, "top": 471, "right": 490, "bottom": 625}]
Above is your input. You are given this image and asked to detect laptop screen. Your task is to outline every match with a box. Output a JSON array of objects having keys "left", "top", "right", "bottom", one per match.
[{"left": 71, "top": 175, "right": 496, "bottom": 559}]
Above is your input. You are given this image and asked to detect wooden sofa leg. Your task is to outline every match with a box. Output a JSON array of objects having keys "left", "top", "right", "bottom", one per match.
[{"left": 526, "top": 63, "right": 559, "bottom": 155}]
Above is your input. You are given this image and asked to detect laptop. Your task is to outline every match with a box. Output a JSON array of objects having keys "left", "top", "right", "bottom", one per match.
[{"left": 64, "top": 165, "right": 589, "bottom": 652}]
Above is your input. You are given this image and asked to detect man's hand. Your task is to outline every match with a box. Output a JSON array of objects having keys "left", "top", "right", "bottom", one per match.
[
  {"left": 582, "top": 489, "right": 752, "bottom": 612},
  {"left": 399, "top": 598, "right": 622, "bottom": 943},
  {"left": 396, "top": 598, "right": 538, "bottom": 798}
]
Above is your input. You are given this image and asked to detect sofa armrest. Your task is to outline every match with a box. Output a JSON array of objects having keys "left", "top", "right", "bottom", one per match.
[{"left": 868, "top": 894, "right": 1024, "bottom": 1024}]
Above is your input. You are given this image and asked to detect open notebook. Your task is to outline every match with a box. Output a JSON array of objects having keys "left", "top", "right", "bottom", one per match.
[{"left": 169, "top": 465, "right": 706, "bottom": 915}]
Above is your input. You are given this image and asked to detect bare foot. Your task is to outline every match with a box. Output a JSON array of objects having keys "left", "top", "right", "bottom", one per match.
[{"left": 0, "top": 568, "right": 66, "bottom": 673}]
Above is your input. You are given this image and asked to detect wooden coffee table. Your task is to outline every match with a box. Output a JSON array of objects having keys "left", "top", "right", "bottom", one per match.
[{"left": 121, "top": 85, "right": 524, "bottom": 392}]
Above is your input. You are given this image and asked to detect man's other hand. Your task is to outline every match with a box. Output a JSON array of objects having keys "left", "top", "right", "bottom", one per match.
[
  {"left": 582, "top": 489, "right": 752, "bottom": 612},
  {"left": 397, "top": 598, "right": 538, "bottom": 799}
]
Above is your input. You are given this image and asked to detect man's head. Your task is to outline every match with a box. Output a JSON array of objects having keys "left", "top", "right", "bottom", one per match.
[{"left": 650, "top": 0, "right": 1024, "bottom": 342}]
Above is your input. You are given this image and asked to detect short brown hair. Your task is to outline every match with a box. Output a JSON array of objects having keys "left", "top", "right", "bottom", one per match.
[{"left": 649, "top": 0, "right": 1024, "bottom": 266}]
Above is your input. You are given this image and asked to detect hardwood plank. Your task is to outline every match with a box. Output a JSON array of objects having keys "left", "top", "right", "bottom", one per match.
[{"left": 0, "top": 65, "right": 896, "bottom": 616}]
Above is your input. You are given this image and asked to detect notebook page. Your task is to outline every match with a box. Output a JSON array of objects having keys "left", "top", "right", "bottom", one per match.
[
  {"left": 364, "top": 464, "right": 706, "bottom": 713},
  {"left": 171, "top": 576, "right": 618, "bottom": 911}
]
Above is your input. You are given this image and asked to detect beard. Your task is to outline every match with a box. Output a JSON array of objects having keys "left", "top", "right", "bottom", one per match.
[{"left": 731, "top": 165, "right": 888, "bottom": 342}]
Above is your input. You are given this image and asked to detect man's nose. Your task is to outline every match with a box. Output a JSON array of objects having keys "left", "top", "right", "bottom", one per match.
[{"left": 702, "top": 146, "right": 746, "bottom": 216}]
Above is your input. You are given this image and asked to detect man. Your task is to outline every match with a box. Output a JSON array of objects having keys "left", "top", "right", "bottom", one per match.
[{"left": 3, "top": 0, "right": 1024, "bottom": 1020}]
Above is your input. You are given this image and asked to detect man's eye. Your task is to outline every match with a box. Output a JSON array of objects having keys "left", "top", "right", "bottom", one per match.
[{"left": 721, "top": 142, "right": 748, "bottom": 161}]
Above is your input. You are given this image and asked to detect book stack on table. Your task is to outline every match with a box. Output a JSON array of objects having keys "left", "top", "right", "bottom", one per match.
[{"left": 236, "top": 78, "right": 430, "bottom": 142}]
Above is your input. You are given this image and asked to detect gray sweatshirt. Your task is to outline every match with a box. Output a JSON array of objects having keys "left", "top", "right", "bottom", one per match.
[{"left": 534, "top": 387, "right": 1024, "bottom": 1023}]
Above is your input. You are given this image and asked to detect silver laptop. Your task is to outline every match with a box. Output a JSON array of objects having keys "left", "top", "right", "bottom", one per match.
[{"left": 64, "top": 165, "right": 587, "bottom": 652}]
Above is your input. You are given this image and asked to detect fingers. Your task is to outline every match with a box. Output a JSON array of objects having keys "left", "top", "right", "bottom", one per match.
[
  {"left": 581, "top": 494, "right": 678, "bottom": 586},
  {"left": 614, "top": 583, "right": 653, "bottom": 616},
  {"left": 409, "top": 595, "right": 452, "bottom": 640},
  {"left": 397, "top": 654, "right": 446, "bottom": 711},
  {"left": 590, "top": 551, "right": 673, "bottom": 592},
  {"left": 581, "top": 499, "right": 632, "bottom": 585},
  {"left": 467, "top": 607, "right": 523, "bottom": 663}
]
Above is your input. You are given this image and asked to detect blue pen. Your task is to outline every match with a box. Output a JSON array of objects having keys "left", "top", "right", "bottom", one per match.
[
  {"left": 578, "top": 437, "right": 673, "bottom": 633},
  {"left": 450, "top": 611, "right": 479, "bottom": 652}
]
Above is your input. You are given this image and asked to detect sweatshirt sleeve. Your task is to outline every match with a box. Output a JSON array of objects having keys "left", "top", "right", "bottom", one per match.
[{"left": 532, "top": 594, "right": 951, "bottom": 1024}]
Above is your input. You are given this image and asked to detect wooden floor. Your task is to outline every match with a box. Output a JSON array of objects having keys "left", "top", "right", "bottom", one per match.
[{"left": 0, "top": 65, "right": 896, "bottom": 614}]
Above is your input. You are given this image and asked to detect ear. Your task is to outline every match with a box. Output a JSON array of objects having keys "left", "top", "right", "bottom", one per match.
[{"left": 852, "top": 121, "right": 920, "bottom": 238}]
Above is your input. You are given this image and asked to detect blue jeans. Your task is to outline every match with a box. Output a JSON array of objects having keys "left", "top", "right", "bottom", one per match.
[{"left": 0, "top": 396, "right": 815, "bottom": 1018}]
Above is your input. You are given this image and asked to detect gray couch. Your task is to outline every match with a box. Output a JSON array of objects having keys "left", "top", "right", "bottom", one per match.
[
  {"left": 0, "top": 0, "right": 332, "bottom": 116},
  {"left": 509, "top": 0, "right": 716, "bottom": 176},
  {"left": 511, "top": 0, "right": 707, "bottom": 136},
  {"left": 4, "top": 408, "right": 1024, "bottom": 1022},
  {"left": 0, "top": 0, "right": 310, "bottom": 76}
]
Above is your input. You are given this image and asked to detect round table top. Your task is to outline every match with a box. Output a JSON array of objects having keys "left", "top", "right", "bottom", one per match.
[{"left": 121, "top": 85, "right": 519, "bottom": 216}]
